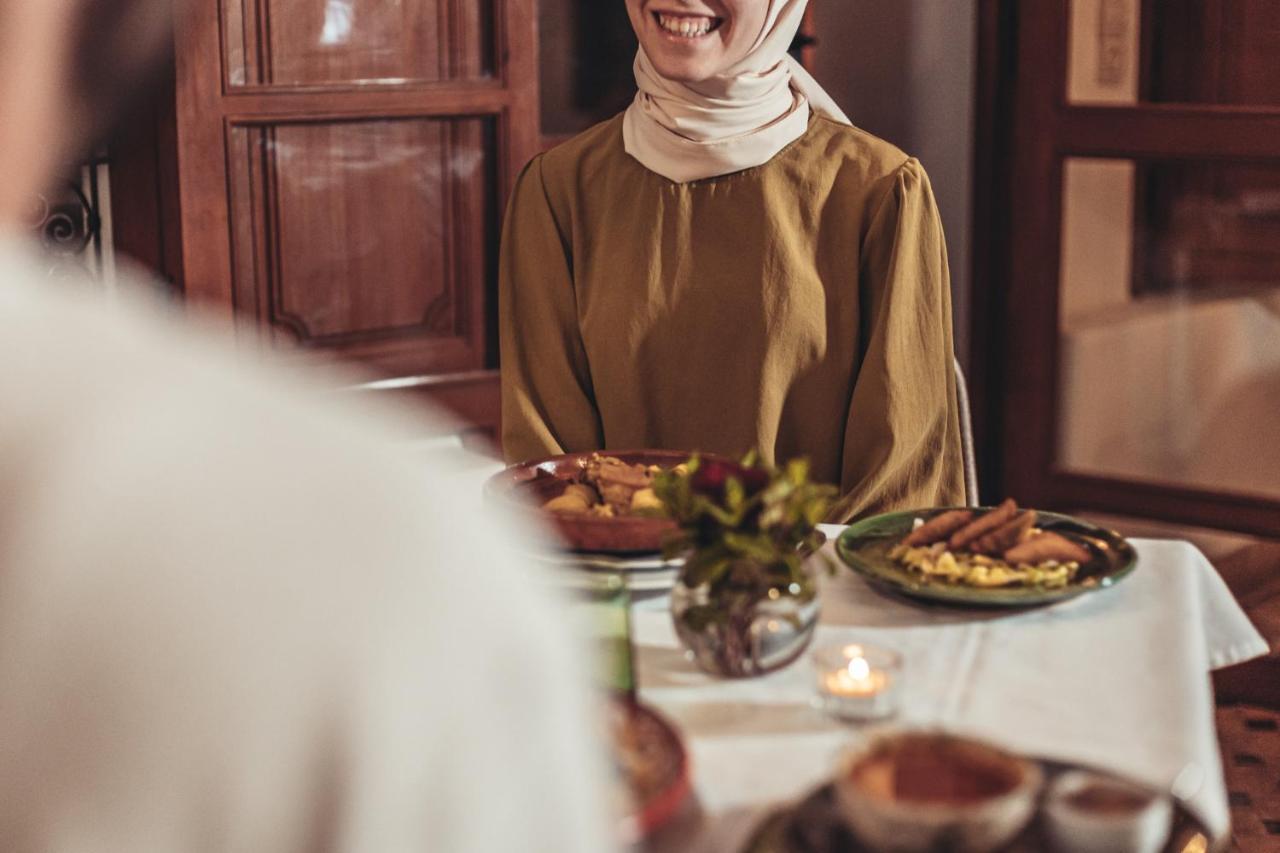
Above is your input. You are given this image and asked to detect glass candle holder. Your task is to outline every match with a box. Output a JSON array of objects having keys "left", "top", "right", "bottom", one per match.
[{"left": 812, "top": 642, "right": 903, "bottom": 721}]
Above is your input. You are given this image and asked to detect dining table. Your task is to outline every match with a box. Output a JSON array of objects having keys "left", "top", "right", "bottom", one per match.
[
  {"left": 430, "top": 443, "right": 1268, "bottom": 852},
  {"left": 633, "top": 525, "right": 1267, "bottom": 852}
]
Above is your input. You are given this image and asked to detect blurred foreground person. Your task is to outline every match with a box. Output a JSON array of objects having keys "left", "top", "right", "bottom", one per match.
[{"left": 0, "top": 2, "right": 613, "bottom": 851}]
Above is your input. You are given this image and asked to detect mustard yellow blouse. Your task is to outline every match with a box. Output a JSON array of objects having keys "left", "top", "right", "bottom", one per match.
[{"left": 498, "top": 113, "right": 964, "bottom": 522}]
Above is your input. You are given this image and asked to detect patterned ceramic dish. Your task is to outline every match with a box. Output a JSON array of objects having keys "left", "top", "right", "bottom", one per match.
[
  {"left": 835, "top": 507, "right": 1138, "bottom": 608},
  {"left": 612, "top": 697, "right": 691, "bottom": 843}
]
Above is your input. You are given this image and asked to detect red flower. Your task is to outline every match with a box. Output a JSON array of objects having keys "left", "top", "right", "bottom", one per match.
[{"left": 691, "top": 459, "right": 769, "bottom": 501}]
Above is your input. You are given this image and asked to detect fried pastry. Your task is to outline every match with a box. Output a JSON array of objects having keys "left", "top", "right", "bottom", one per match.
[
  {"left": 1004, "top": 531, "right": 1090, "bottom": 565},
  {"left": 903, "top": 509, "right": 974, "bottom": 546},
  {"left": 969, "top": 511, "right": 1035, "bottom": 555},
  {"left": 891, "top": 499, "right": 1092, "bottom": 590},
  {"left": 948, "top": 498, "right": 1018, "bottom": 551}
]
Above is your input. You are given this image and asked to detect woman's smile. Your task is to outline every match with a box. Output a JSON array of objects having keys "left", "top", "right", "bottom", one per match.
[
  {"left": 652, "top": 10, "right": 725, "bottom": 40},
  {"left": 627, "top": 0, "right": 765, "bottom": 82}
]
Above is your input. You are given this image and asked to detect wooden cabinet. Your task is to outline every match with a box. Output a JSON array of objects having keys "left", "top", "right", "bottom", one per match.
[{"left": 112, "top": 0, "right": 539, "bottom": 438}]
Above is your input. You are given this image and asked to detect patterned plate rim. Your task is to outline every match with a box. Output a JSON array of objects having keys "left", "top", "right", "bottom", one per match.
[{"left": 835, "top": 507, "right": 1139, "bottom": 608}]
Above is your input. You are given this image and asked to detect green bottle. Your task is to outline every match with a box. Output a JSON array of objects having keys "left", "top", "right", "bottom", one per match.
[{"left": 573, "top": 573, "right": 635, "bottom": 697}]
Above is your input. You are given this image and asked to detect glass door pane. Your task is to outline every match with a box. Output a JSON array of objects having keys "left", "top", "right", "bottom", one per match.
[
  {"left": 1057, "top": 156, "right": 1280, "bottom": 499},
  {"left": 224, "top": 0, "right": 495, "bottom": 88},
  {"left": 1067, "top": 0, "right": 1280, "bottom": 107}
]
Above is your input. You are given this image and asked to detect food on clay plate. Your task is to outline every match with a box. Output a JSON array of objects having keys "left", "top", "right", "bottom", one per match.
[
  {"left": 889, "top": 498, "right": 1094, "bottom": 589},
  {"left": 541, "top": 453, "right": 688, "bottom": 518},
  {"left": 609, "top": 699, "right": 688, "bottom": 842}
]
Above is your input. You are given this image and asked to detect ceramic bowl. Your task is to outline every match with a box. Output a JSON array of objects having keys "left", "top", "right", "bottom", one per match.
[
  {"left": 834, "top": 730, "right": 1042, "bottom": 852},
  {"left": 1043, "top": 770, "right": 1172, "bottom": 853}
]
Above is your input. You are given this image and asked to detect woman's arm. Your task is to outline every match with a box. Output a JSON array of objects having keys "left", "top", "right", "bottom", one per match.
[
  {"left": 498, "top": 155, "right": 603, "bottom": 462},
  {"left": 833, "top": 158, "right": 966, "bottom": 522}
]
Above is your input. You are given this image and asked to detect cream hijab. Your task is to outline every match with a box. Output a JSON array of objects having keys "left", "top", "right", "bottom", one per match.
[{"left": 622, "top": 0, "right": 851, "bottom": 183}]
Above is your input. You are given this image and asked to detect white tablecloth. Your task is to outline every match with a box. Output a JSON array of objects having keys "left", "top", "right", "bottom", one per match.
[{"left": 635, "top": 525, "right": 1268, "bottom": 850}]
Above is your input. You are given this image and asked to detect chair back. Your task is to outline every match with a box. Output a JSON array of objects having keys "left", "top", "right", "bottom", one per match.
[{"left": 954, "top": 356, "right": 980, "bottom": 507}]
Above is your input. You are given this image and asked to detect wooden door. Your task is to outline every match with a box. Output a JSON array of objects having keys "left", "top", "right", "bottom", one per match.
[
  {"left": 972, "top": 0, "right": 1280, "bottom": 537},
  {"left": 170, "top": 0, "right": 538, "bottom": 388}
]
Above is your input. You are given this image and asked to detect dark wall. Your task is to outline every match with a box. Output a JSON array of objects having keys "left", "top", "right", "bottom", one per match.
[{"left": 812, "top": 1, "right": 977, "bottom": 363}]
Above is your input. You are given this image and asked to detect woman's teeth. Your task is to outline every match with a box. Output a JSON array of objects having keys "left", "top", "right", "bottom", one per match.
[{"left": 656, "top": 13, "right": 720, "bottom": 38}]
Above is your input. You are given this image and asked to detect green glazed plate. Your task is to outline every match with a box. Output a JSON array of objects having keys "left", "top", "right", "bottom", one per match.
[{"left": 835, "top": 507, "right": 1138, "bottom": 608}]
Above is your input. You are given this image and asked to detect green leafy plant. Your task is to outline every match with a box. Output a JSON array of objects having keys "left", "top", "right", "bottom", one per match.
[
  {"left": 655, "top": 453, "right": 836, "bottom": 582},
  {"left": 653, "top": 454, "right": 838, "bottom": 676}
]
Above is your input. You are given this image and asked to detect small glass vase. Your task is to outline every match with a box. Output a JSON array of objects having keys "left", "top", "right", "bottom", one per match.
[{"left": 670, "top": 555, "right": 821, "bottom": 678}]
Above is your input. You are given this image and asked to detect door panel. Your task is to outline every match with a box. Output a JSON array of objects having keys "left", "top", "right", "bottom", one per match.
[
  {"left": 223, "top": 0, "right": 494, "bottom": 88},
  {"left": 174, "top": 0, "right": 536, "bottom": 386},
  {"left": 226, "top": 117, "right": 492, "bottom": 373},
  {"left": 1067, "top": 0, "right": 1280, "bottom": 107}
]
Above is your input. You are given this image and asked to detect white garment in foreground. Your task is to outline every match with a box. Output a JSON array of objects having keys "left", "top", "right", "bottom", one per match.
[
  {"left": 634, "top": 528, "right": 1267, "bottom": 851},
  {"left": 0, "top": 240, "right": 614, "bottom": 853}
]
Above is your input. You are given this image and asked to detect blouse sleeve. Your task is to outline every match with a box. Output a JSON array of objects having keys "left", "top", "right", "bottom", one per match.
[
  {"left": 832, "top": 158, "right": 966, "bottom": 522},
  {"left": 498, "top": 155, "right": 603, "bottom": 462}
]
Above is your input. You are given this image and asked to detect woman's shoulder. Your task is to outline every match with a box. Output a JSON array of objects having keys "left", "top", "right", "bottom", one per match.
[
  {"left": 805, "top": 114, "right": 925, "bottom": 189},
  {"left": 536, "top": 114, "right": 629, "bottom": 189}
]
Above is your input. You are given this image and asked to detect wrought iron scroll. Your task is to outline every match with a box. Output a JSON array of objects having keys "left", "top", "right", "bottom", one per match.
[{"left": 27, "top": 154, "right": 109, "bottom": 278}]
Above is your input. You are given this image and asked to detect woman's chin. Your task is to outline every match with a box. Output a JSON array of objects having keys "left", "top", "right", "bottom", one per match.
[{"left": 645, "top": 52, "right": 722, "bottom": 84}]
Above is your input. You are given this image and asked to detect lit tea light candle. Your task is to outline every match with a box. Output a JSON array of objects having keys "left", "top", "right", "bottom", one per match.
[
  {"left": 813, "top": 643, "right": 902, "bottom": 721},
  {"left": 824, "top": 654, "right": 888, "bottom": 696}
]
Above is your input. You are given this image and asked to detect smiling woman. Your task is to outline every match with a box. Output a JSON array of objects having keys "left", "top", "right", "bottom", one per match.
[
  {"left": 620, "top": 0, "right": 839, "bottom": 184},
  {"left": 654, "top": 12, "right": 721, "bottom": 38},
  {"left": 500, "top": 0, "right": 966, "bottom": 522},
  {"left": 625, "top": 0, "right": 767, "bottom": 81}
]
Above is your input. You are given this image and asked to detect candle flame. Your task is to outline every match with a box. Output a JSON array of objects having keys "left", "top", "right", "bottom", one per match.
[{"left": 847, "top": 656, "right": 871, "bottom": 681}]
